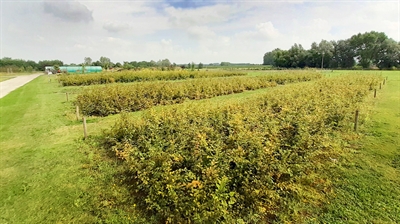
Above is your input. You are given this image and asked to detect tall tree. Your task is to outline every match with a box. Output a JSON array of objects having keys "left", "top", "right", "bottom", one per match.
[
  {"left": 84, "top": 57, "right": 92, "bottom": 66},
  {"left": 99, "top": 56, "right": 111, "bottom": 69},
  {"left": 375, "top": 39, "right": 400, "bottom": 69},
  {"left": 191, "top": 62, "right": 195, "bottom": 71},
  {"left": 92, "top": 60, "right": 102, "bottom": 66},
  {"left": 263, "top": 51, "right": 275, "bottom": 65},
  {"left": 306, "top": 40, "right": 334, "bottom": 68},
  {"left": 331, "top": 39, "right": 356, "bottom": 68},
  {"left": 157, "top": 59, "right": 171, "bottom": 67},
  {"left": 350, "top": 31, "right": 388, "bottom": 68},
  {"left": 272, "top": 48, "right": 290, "bottom": 68},
  {"left": 318, "top": 40, "right": 334, "bottom": 68},
  {"left": 287, "top": 44, "right": 307, "bottom": 68}
]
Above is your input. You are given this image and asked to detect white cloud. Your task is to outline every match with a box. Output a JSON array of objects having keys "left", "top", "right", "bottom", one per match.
[
  {"left": 308, "top": 19, "right": 330, "bottom": 32},
  {"left": 234, "top": 22, "right": 281, "bottom": 45},
  {"left": 187, "top": 26, "right": 216, "bottom": 40},
  {"left": 256, "top": 22, "right": 281, "bottom": 40},
  {"left": 103, "top": 22, "right": 131, "bottom": 33},
  {"left": 165, "top": 4, "right": 242, "bottom": 28},
  {"left": 35, "top": 35, "right": 45, "bottom": 42},
  {"left": 43, "top": 1, "right": 93, "bottom": 23},
  {"left": 161, "top": 39, "right": 172, "bottom": 46},
  {"left": 1, "top": 1, "right": 398, "bottom": 64},
  {"left": 73, "top": 44, "right": 88, "bottom": 50}
]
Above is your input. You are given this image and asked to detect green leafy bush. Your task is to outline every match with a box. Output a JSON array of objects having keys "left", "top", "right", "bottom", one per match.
[
  {"left": 76, "top": 72, "right": 322, "bottom": 116},
  {"left": 101, "top": 74, "right": 381, "bottom": 222},
  {"left": 59, "top": 70, "right": 247, "bottom": 86}
]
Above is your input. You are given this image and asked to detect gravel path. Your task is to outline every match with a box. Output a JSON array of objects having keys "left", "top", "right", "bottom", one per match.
[{"left": 0, "top": 74, "right": 42, "bottom": 99}]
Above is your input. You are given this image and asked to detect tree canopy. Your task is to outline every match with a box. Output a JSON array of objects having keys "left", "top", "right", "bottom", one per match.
[
  {"left": 0, "top": 58, "right": 66, "bottom": 72},
  {"left": 263, "top": 31, "right": 399, "bottom": 69}
]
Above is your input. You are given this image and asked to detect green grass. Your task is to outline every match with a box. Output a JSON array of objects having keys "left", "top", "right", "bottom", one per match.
[
  {"left": 0, "top": 76, "right": 98, "bottom": 223},
  {"left": 0, "top": 74, "right": 302, "bottom": 223},
  {"left": 314, "top": 71, "right": 400, "bottom": 223},
  {"left": 0, "top": 71, "right": 399, "bottom": 223}
]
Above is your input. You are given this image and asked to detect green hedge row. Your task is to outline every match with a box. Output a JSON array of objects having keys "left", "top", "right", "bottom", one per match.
[
  {"left": 76, "top": 72, "right": 322, "bottom": 116},
  {"left": 59, "top": 70, "right": 247, "bottom": 86},
  {"left": 101, "top": 74, "right": 381, "bottom": 223}
]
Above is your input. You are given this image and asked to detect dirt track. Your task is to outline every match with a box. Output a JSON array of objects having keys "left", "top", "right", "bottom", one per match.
[{"left": 0, "top": 74, "right": 42, "bottom": 99}]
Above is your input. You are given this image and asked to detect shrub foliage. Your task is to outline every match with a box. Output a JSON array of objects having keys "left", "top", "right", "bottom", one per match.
[
  {"left": 59, "top": 70, "right": 247, "bottom": 86},
  {"left": 101, "top": 74, "right": 381, "bottom": 222},
  {"left": 76, "top": 72, "right": 321, "bottom": 116}
]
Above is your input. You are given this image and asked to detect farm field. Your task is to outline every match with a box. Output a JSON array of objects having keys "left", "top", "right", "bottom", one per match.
[
  {"left": 75, "top": 71, "right": 321, "bottom": 116},
  {"left": 58, "top": 70, "right": 247, "bottom": 86},
  {"left": 316, "top": 70, "right": 400, "bottom": 223},
  {"left": 0, "top": 70, "right": 399, "bottom": 223}
]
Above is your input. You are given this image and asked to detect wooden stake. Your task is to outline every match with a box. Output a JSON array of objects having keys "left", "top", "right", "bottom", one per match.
[
  {"left": 66, "top": 92, "right": 69, "bottom": 102},
  {"left": 354, "top": 110, "right": 359, "bottom": 132},
  {"left": 83, "top": 117, "right": 87, "bottom": 139},
  {"left": 383, "top": 79, "right": 386, "bottom": 85},
  {"left": 374, "top": 89, "right": 377, "bottom": 98},
  {"left": 76, "top": 105, "right": 80, "bottom": 121}
]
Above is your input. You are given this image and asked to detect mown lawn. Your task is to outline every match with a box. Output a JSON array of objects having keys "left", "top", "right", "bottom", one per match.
[
  {"left": 0, "top": 75, "right": 98, "bottom": 223},
  {"left": 315, "top": 71, "right": 400, "bottom": 223},
  {"left": 0, "top": 71, "right": 399, "bottom": 223},
  {"left": 0, "top": 73, "right": 285, "bottom": 223}
]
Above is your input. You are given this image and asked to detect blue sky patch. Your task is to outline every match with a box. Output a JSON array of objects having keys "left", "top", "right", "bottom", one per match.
[{"left": 165, "top": 0, "right": 218, "bottom": 9}]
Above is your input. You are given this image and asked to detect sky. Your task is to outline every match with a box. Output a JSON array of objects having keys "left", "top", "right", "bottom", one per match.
[{"left": 0, "top": 0, "right": 399, "bottom": 64}]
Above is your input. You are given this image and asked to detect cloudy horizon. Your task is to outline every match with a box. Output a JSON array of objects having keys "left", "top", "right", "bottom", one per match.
[{"left": 1, "top": 0, "right": 399, "bottom": 65}]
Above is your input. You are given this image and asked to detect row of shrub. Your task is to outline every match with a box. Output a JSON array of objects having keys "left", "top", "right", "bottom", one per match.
[
  {"left": 59, "top": 70, "right": 247, "bottom": 86},
  {"left": 76, "top": 72, "right": 322, "bottom": 116},
  {"left": 100, "top": 74, "right": 381, "bottom": 223}
]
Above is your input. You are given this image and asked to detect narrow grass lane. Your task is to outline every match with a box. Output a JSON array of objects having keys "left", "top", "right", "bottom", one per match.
[
  {"left": 0, "top": 76, "right": 97, "bottom": 223},
  {"left": 317, "top": 72, "right": 400, "bottom": 223}
]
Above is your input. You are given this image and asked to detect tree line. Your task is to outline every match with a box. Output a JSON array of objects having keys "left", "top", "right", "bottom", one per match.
[
  {"left": 0, "top": 58, "right": 64, "bottom": 72},
  {"left": 0, "top": 56, "right": 183, "bottom": 72},
  {"left": 263, "top": 31, "right": 400, "bottom": 69},
  {"left": 0, "top": 56, "right": 207, "bottom": 73}
]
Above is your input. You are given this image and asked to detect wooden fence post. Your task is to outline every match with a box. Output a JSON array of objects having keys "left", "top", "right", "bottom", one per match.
[
  {"left": 374, "top": 89, "right": 377, "bottom": 98},
  {"left": 76, "top": 105, "right": 80, "bottom": 121},
  {"left": 83, "top": 117, "right": 87, "bottom": 139},
  {"left": 354, "top": 110, "right": 359, "bottom": 132},
  {"left": 383, "top": 79, "right": 386, "bottom": 85},
  {"left": 66, "top": 92, "right": 69, "bottom": 102}
]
